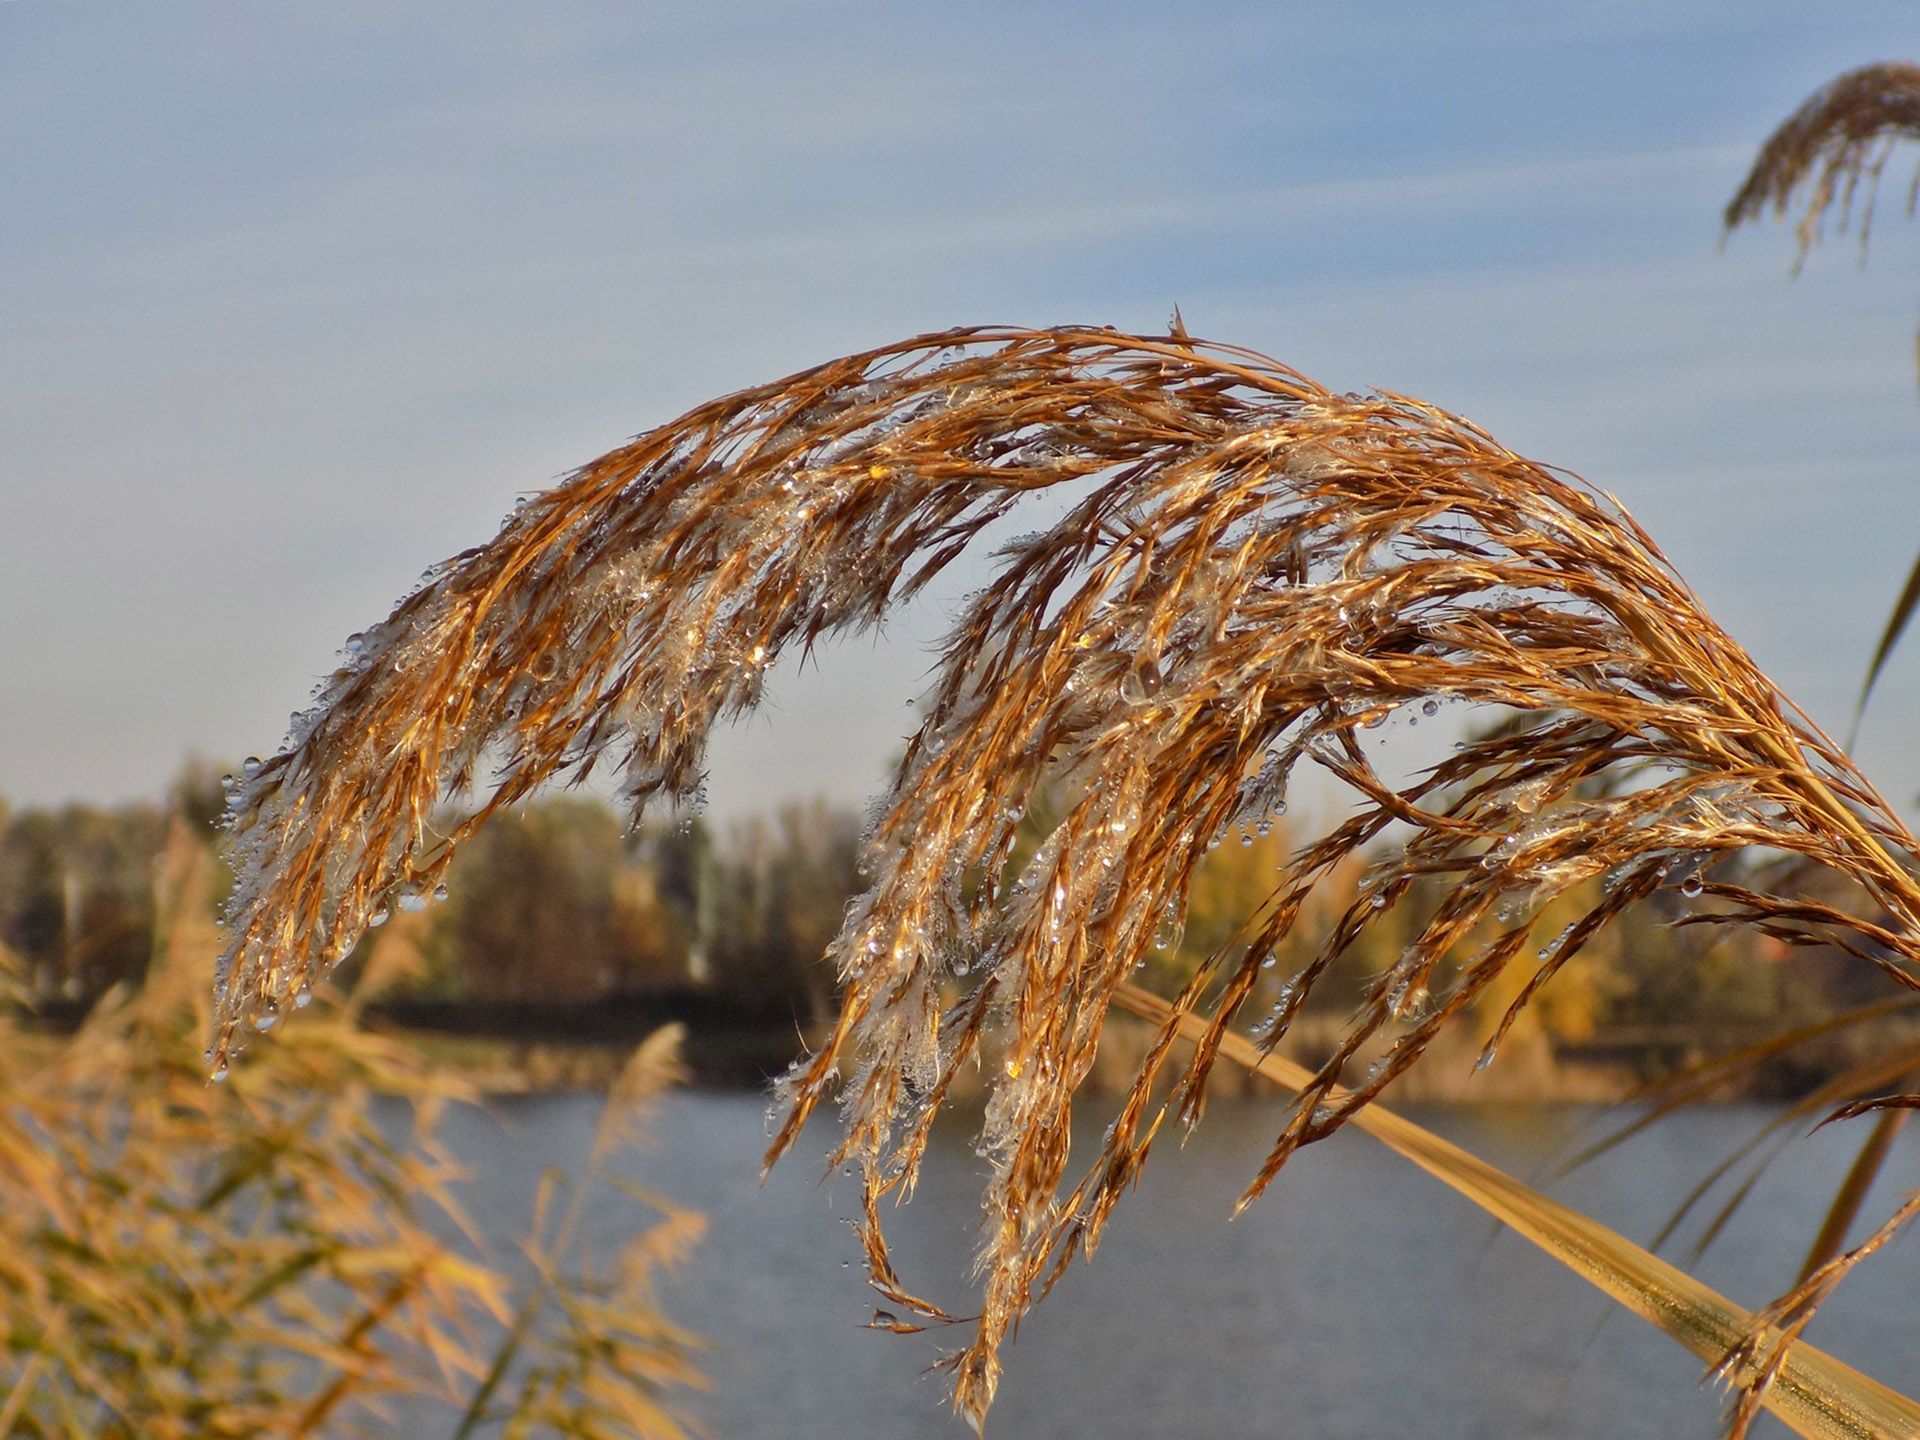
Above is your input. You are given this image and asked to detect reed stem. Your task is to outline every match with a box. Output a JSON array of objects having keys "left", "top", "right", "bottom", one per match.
[{"left": 1112, "top": 982, "right": 1920, "bottom": 1440}]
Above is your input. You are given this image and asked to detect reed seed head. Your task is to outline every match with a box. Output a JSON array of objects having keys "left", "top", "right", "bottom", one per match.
[{"left": 214, "top": 325, "right": 1920, "bottom": 1431}]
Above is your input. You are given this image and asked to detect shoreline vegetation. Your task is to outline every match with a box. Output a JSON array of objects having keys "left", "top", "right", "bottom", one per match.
[
  {"left": 339, "top": 1007, "right": 1911, "bottom": 1102},
  {"left": 335, "top": 1007, "right": 1666, "bottom": 1100},
  {"left": 7, "top": 768, "right": 1913, "bottom": 1103},
  {"left": 371, "top": 1009, "right": 1626, "bottom": 1100}
]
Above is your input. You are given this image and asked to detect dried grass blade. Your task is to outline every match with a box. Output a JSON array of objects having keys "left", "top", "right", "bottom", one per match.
[
  {"left": 1112, "top": 981, "right": 1920, "bottom": 1440},
  {"left": 1855, "top": 548, "right": 1920, "bottom": 735},
  {"left": 449, "top": 1304, "right": 533, "bottom": 1440},
  {"left": 0, "top": 1345, "right": 50, "bottom": 1440},
  {"left": 1799, "top": 1103, "right": 1913, "bottom": 1284},
  {"left": 1557, "top": 996, "right": 1920, "bottom": 1178}
]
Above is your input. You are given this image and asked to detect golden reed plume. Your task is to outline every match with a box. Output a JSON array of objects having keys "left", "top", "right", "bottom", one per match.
[{"left": 214, "top": 326, "right": 1920, "bottom": 1431}]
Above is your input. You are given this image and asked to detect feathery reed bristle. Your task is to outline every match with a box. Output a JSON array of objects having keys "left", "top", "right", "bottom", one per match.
[{"left": 215, "top": 325, "right": 1920, "bottom": 1431}]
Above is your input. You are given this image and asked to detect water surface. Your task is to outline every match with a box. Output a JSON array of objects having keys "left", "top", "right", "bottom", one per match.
[{"left": 427, "top": 1091, "right": 1919, "bottom": 1439}]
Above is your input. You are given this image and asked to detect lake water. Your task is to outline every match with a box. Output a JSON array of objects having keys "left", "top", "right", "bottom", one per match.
[{"left": 423, "top": 1090, "right": 1918, "bottom": 1439}]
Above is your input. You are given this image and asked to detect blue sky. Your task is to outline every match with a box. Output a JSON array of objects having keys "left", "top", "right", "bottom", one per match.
[{"left": 6, "top": 2, "right": 1920, "bottom": 819}]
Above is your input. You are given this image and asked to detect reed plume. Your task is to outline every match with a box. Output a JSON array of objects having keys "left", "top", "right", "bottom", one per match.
[
  {"left": 213, "top": 325, "right": 1920, "bottom": 1432},
  {"left": 1725, "top": 61, "right": 1920, "bottom": 265}
]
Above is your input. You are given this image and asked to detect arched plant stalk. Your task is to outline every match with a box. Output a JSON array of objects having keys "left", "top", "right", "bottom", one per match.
[{"left": 214, "top": 326, "right": 1920, "bottom": 1434}]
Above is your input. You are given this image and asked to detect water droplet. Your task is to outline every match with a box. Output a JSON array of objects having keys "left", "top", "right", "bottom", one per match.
[
  {"left": 871, "top": 1309, "right": 898, "bottom": 1328},
  {"left": 1118, "top": 665, "right": 1152, "bottom": 706},
  {"left": 397, "top": 888, "right": 427, "bottom": 913},
  {"left": 241, "top": 756, "right": 262, "bottom": 778},
  {"left": 1474, "top": 1045, "right": 1498, "bottom": 1073},
  {"left": 1240, "top": 833, "right": 1253, "bottom": 847},
  {"left": 255, "top": 1004, "right": 279, "bottom": 1032},
  {"left": 211, "top": 1062, "right": 230, "bottom": 1083},
  {"left": 1680, "top": 875, "right": 1703, "bottom": 899},
  {"left": 293, "top": 983, "right": 312, "bottom": 1009},
  {"left": 368, "top": 906, "right": 390, "bottom": 928},
  {"left": 953, "top": 960, "right": 971, "bottom": 977},
  {"left": 1423, "top": 697, "right": 1441, "bottom": 718},
  {"left": 1370, "top": 889, "right": 1388, "bottom": 909},
  {"left": 432, "top": 883, "right": 449, "bottom": 903},
  {"left": 1261, "top": 955, "right": 1277, "bottom": 969},
  {"left": 1363, "top": 708, "right": 1390, "bottom": 730}
]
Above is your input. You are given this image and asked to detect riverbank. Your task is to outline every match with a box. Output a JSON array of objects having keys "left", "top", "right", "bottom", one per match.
[{"left": 383, "top": 1010, "right": 1646, "bottom": 1101}]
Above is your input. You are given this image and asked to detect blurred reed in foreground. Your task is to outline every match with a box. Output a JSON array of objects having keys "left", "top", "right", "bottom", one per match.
[{"left": 0, "top": 820, "right": 701, "bottom": 1439}]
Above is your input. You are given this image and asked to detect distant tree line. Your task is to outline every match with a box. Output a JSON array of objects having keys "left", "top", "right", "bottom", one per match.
[
  {"left": 0, "top": 764, "right": 1904, "bottom": 1087},
  {"left": 0, "top": 764, "right": 862, "bottom": 1030}
]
